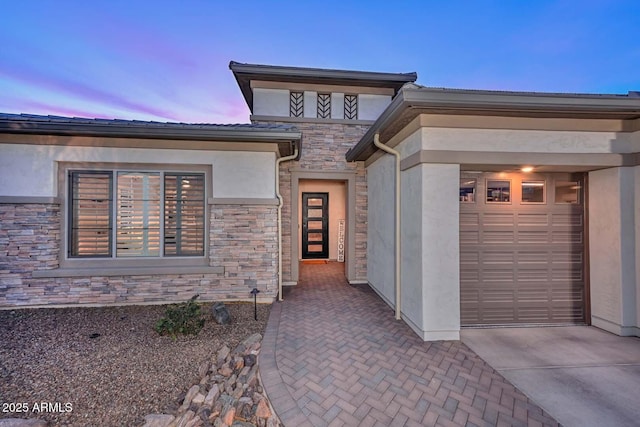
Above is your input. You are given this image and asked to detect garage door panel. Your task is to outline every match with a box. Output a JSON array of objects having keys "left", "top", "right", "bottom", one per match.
[
  {"left": 552, "top": 213, "right": 583, "bottom": 226},
  {"left": 460, "top": 172, "right": 585, "bottom": 326},
  {"left": 482, "top": 270, "right": 515, "bottom": 282},
  {"left": 460, "top": 269, "right": 480, "bottom": 282},
  {"left": 517, "top": 308, "right": 552, "bottom": 322},
  {"left": 551, "top": 251, "right": 583, "bottom": 264},
  {"left": 483, "top": 251, "right": 515, "bottom": 264},
  {"left": 460, "top": 231, "right": 480, "bottom": 244},
  {"left": 552, "top": 231, "right": 583, "bottom": 243},
  {"left": 516, "top": 269, "right": 549, "bottom": 281},
  {"left": 460, "top": 212, "right": 480, "bottom": 226},
  {"left": 479, "top": 308, "right": 517, "bottom": 323},
  {"left": 460, "top": 251, "right": 479, "bottom": 265},
  {"left": 482, "top": 231, "right": 515, "bottom": 243},
  {"left": 552, "top": 268, "right": 583, "bottom": 281},
  {"left": 517, "top": 213, "right": 549, "bottom": 225},
  {"left": 517, "top": 231, "right": 550, "bottom": 244},
  {"left": 482, "top": 213, "right": 515, "bottom": 225},
  {"left": 518, "top": 251, "right": 549, "bottom": 263}
]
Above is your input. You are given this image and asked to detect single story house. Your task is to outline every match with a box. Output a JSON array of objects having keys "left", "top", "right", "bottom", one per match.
[{"left": 1, "top": 61, "right": 639, "bottom": 341}]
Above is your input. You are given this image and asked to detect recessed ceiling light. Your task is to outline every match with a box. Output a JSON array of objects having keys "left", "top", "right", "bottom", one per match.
[{"left": 521, "top": 166, "right": 534, "bottom": 173}]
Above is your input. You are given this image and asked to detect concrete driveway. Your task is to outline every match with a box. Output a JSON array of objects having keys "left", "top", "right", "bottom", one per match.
[{"left": 462, "top": 326, "right": 640, "bottom": 427}]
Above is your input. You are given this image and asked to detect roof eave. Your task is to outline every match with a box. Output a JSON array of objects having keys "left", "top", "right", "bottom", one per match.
[
  {"left": 229, "top": 61, "right": 418, "bottom": 112},
  {"left": 346, "top": 88, "right": 640, "bottom": 162},
  {"left": 0, "top": 121, "right": 302, "bottom": 144}
]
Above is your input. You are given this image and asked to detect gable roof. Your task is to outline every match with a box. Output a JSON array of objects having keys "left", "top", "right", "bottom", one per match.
[
  {"left": 229, "top": 61, "right": 417, "bottom": 113},
  {"left": 346, "top": 84, "right": 640, "bottom": 162}
]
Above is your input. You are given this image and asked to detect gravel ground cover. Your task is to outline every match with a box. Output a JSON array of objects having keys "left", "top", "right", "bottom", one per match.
[{"left": 0, "top": 301, "right": 271, "bottom": 427}]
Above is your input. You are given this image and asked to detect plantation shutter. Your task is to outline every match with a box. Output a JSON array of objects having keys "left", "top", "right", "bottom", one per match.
[
  {"left": 116, "top": 172, "right": 161, "bottom": 257},
  {"left": 69, "top": 171, "right": 113, "bottom": 257},
  {"left": 164, "top": 173, "right": 205, "bottom": 256}
]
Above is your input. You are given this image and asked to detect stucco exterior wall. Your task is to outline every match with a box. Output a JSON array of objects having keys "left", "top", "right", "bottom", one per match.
[
  {"left": 417, "top": 127, "right": 632, "bottom": 154},
  {"left": 400, "top": 162, "right": 460, "bottom": 341},
  {"left": 252, "top": 87, "right": 391, "bottom": 121},
  {"left": 366, "top": 154, "right": 395, "bottom": 304},
  {"left": 0, "top": 143, "right": 276, "bottom": 199},
  {"left": 253, "top": 88, "right": 289, "bottom": 117},
  {"left": 589, "top": 167, "right": 639, "bottom": 336}
]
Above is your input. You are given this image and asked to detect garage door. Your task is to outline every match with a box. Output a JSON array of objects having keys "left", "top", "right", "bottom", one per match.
[{"left": 460, "top": 172, "right": 586, "bottom": 326}]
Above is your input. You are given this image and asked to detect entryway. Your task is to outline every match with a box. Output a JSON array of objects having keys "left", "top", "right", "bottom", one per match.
[{"left": 290, "top": 171, "right": 358, "bottom": 284}]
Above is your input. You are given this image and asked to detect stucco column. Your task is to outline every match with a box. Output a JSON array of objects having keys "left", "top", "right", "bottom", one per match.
[
  {"left": 589, "top": 167, "right": 639, "bottom": 336},
  {"left": 401, "top": 163, "right": 460, "bottom": 341}
]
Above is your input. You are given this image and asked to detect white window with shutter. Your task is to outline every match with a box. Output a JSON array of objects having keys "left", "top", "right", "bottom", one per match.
[{"left": 68, "top": 169, "right": 206, "bottom": 259}]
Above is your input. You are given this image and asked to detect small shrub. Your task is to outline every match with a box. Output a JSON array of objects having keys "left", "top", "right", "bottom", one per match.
[{"left": 154, "top": 294, "right": 205, "bottom": 337}]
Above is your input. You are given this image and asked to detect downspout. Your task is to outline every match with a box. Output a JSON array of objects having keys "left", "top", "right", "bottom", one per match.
[
  {"left": 276, "top": 143, "right": 299, "bottom": 301},
  {"left": 373, "top": 133, "right": 402, "bottom": 320}
]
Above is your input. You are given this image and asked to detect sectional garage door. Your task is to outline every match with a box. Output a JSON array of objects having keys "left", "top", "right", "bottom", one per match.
[{"left": 460, "top": 172, "right": 586, "bottom": 326}]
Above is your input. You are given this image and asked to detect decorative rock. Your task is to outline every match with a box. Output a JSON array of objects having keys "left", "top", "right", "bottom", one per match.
[
  {"left": 211, "top": 302, "right": 231, "bottom": 325},
  {"left": 184, "top": 416, "right": 202, "bottom": 427},
  {"left": 199, "top": 360, "right": 210, "bottom": 378},
  {"left": 171, "top": 410, "right": 194, "bottom": 427},
  {"left": 233, "top": 356, "right": 244, "bottom": 370},
  {"left": 243, "top": 354, "right": 257, "bottom": 367},
  {"left": 218, "top": 365, "right": 233, "bottom": 377},
  {"left": 142, "top": 414, "right": 175, "bottom": 427},
  {"left": 204, "top": 384, "right": 220, "bottom": 407},
  {"left": 255, "top": 399, "right": 271, "bottom": 419},
  {"left": 192, "top": 392, "right": 206, "bottom": 405},
  {"left": 180, "top": 385, "right": 201, "bottom": 412},
  {"left": 216, "top": 346, "right": 230, "bottom": 365},
  {"left": 141, "top": 332, "right": 282, "bottom": 427},
  {"left": 221, "top": 406, "right": 235, "bottom": 426}
]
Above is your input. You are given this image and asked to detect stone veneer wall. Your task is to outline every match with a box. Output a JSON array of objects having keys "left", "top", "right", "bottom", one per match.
[
  {"left": 258, "top": 121, "right": 369, "bottom": 283},
  {"left": 0, "top": 203, "right": 278, "bottom": 307}
]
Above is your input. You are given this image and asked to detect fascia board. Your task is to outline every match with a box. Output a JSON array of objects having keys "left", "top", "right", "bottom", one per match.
[{"left": 0, "top": 121, "right": 302, "bottom": 143}]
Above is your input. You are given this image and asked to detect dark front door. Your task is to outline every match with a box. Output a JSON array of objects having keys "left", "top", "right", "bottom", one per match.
[{"left": 302, "top": 192, "right": 329, "bottom": 259}]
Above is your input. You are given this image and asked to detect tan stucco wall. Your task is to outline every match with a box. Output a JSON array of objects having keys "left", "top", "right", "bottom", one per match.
[
  {"left": 589, "top": 167, "right": 640, "bottom": 336},
  {"left": 0, "top": 142, "right": 276, "bottom": 199}
]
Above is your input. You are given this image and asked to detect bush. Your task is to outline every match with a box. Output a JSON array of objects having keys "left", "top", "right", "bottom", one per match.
[{"left": 154, "top": 295, "right": 205, "bottom": 337}]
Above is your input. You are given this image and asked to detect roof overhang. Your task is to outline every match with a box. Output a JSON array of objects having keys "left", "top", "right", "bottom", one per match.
[
  {"left": 0, "top": 115, "right": 302, "bottom": 157},
  {"left": 346, "top": 86, "right": 640, "bottom": 162},
  {"left": 229, "top": 61, "right": 417, "bottom": 113}
]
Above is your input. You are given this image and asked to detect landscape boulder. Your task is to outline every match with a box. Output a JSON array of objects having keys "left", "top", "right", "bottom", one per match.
[{"left": 211, "top": 302, "right": 231, "bottom": 325}]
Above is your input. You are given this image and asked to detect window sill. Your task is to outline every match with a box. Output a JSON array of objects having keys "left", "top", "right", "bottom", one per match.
[{"left": 32, "top": 266, "right": 224, "bottom": 278}]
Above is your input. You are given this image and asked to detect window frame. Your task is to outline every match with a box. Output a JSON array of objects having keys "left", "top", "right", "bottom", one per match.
[
  {"left": 521, "top": 180, "right": 547, "bottom": 204},
  {"left": 485, "top": 179, "right": 512, "bottom": 204},
  {"left": 59, "top": 162, "right": 211, "bottom": 270}
]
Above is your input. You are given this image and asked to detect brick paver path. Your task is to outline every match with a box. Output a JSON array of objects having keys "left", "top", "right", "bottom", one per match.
[{"left": 260, "top": 262, "right": 558, "bottom": 427}]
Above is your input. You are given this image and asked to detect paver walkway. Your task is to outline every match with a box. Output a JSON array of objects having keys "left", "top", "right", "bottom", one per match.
[{"left": 260, "top": 262, "right": 558, "bottom": 427}]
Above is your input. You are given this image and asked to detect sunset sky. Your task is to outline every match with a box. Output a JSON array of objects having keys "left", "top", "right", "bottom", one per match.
[{"left": 1, "top": 0, "right": 639, "bottom": 124}]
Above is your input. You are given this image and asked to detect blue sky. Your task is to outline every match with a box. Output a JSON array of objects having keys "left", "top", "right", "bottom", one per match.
[{"left": 1, "top": 0, "right": 639, "bottom": 123}]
